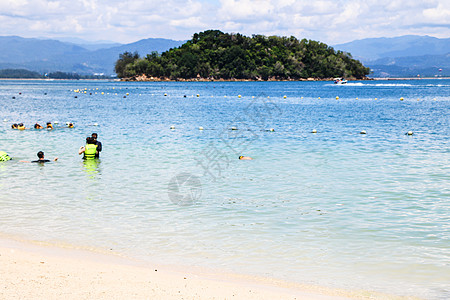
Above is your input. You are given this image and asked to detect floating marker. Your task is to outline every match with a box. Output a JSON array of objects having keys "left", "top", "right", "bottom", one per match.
[
  {"left": 54, "top": 121, "right": 59, "bottom": 124},
  {"left": 433, "top": 98, "right": 437, "bottom": 101},
  {"left": 199, "top": 126, "right": 204, "bottom": 130},
  {"left": 196, "top": 94, "right": 200, "bottom": 97},
  {"left": 238, "top": 95, "right": 241, "bottom": 98},
  {"left": 374, "top": 98, "right": 378, "bottom": 100},
  {"left": 252, "top": 96, "right": 255, "bottom": 98},
  {"left": 318, "top": 97, "right": 320, "bottom": 99},
  {"left": 336, "top": 96, "right": 339, "bottom": 100},
  {"left": 3, "top": 119, "right": 7, "bottom": 122},
  {"left": 311, "top": 129, "right": 317, "bottom": 133},
  {"left": 400, "top": 97, "right": 404, "bottom": 101},
  {"left": 356, "top": 97, "right": 358, "bottom": 100},
  {"left": 126, "top": 93, "right": 129, "bottom": 96},
  {"left": 93, "top": 123, "right": 98, "bottom": 126},
  {"left": 164, "top": 93, "right": 167, "bottom": 96},
  {"left": 283, "top": 95, "right": 287, "bottom": 99},
  {"left": 231, "top": 126, "right": 237, "bottom": 130},
  {"left": 170, "top": 125, "right": 175, "bottom": 130},
  {"left": 101, "top": 92, "right": 104, "bottom": 95},
  {"left": 360, "top": 130, "right": 367, "bottom": 134},
  {"left": 407, "top": 131, "right": 413, "bottom": 135}
]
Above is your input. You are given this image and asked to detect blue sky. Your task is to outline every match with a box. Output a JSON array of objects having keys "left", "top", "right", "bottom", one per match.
[{"left": 0, "top": 0, "right": 449, "bottom": 44}]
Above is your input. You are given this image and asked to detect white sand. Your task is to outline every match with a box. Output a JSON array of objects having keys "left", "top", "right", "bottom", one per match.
[{"left": 0, "top": 237, "right": 406, "bottom": 300}]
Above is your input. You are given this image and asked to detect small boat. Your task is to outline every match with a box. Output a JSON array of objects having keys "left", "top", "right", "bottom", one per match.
[{"left": 334, "top": 78, "right": 347, "bottom": 84}]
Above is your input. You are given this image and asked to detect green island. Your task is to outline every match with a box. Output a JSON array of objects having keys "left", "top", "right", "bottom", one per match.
[{"left": 115, "top": 30, "right": 370, "bottom": 81}]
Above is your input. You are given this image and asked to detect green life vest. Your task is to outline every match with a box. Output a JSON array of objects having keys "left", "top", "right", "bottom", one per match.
[
  {"left": 84, "top": 144, "right": 98, "bottom": 160},
  {"left": 0, "top": 151, "right": 11, "bottom": 161}
]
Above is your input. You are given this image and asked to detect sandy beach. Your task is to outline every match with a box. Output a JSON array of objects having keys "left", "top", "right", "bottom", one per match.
[{"left": 0, "top": 237, "right": 404, "bottom": 300}]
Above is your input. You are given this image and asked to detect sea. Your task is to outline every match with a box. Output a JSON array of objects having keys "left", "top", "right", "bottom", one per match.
[{"left": 0, "top": 79, "right": 449, "bottom": 299}]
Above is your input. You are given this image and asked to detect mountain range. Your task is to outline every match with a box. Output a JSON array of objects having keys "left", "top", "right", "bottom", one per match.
[{"left": 0, "top": 35, "right": 448, "bottom": 77}]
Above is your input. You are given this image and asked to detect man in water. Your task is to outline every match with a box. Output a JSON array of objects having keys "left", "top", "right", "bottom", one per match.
[
  {"left": 91, "top": 133, "right": 102, "bottom": 158},
  {"left": 239, "top": 155, "right": 253, "bottom": 160},
  {"left": 21, "top": 151, "right": 58, "bottom": 163},
  {"left": 79, "top": 137, "right": 98, "bottom": 160}
]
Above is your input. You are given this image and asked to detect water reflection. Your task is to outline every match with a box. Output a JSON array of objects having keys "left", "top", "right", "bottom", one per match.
[{"left": 82, "top": 159, "right": 101, "bottom": 180}]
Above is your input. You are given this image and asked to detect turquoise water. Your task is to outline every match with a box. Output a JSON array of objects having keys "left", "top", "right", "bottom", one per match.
[{"left": 0, "top": 79, "right": 449, "bottom": 299}]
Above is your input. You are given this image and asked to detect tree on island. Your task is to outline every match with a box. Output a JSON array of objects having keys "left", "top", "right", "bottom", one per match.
[{"left": 115, "top": 30, "right": 370, "bottom": 80}]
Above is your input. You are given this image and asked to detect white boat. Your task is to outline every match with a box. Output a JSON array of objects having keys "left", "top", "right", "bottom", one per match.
[{"left": 334, "top": 78, "right": 347, "bottom": 84}]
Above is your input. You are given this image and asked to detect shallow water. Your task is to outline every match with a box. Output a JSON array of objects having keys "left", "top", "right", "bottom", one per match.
[{"left": 1, "top": 79, "right": 449, "bottom": 299}]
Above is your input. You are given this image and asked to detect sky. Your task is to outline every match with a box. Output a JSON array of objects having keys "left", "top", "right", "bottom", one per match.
[{"left": 0, "top": 0, "right": 449, "bottom": 45}]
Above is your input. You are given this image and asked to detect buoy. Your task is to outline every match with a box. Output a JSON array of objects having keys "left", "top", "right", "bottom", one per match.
[
  {"left": 199, "top": 126, "right": 204, "bottom": 130},
  {"left": 356, "top": 97, "right": 358, "bottom": 100},
  {"left": 231, "top": 126, "right": 237, "bottom": 130},
  {"left": 267, "top": 96, "right": 270, "bottom": 98},
  {"left": 360, "top": 130, "right": 367, "bottom": 134},
  {"left": 170, "top": 125, "right": 175, "bottom": 130},
  {"left": 3, "top": 119, "right": 7, "bottom": 122},
  {"left": 238, "top": 95, "right": 241, "bottom": 98},
  {"left": 54, "top": 121, "right": 59, "bottom": 124},
  {"left": 164, "top": 93, "right": 167, "bottom": 96},
  {"left": 252, "top": 96, "right": 255, "bottom": 98},
  {"left": 93, "top": 123, "right": 98, "bottom": 126},
  {"left": 311, "top": 129, "right": 317, "bottom": 133},
  {"left": 417, "top": 98, "right": 420, "bottom": 101},
  {"left": 433, "top": 98, "right": 437, "bottom": 101},
  {"left": 336, "top": 96, "right": 339, "bottom": 100},
  {"left": 374, "top": 98, "right": 377, "bottom": 100},
  {"left": 283, "top": 95, "right": 287, "bottom": 99},
  {"left": 406, "top": 131, "right": 413, "bottom": 135},
  {"left": 400, "top": 97, "right": 404, "bottom": 101},
  {"left": 196, "top": 94, "right": 200, "bottom": 97},
  {"left": 318, "top": 97, "right": 320, "bottom": 99},
  {"left": 126, "top": 93, "right": 129, "bottom": 96},
  {"left": 101, "top": 92, "right": 104, "bottom": 95}
]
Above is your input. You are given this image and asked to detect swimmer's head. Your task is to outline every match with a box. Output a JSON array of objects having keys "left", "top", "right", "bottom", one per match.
[
  {"left": 19, "top": 123, "right": 24, "bottom": 127},
  {"left": 239, "top": 156, "right": 243, "bottom": 159},
  {"left": 91, "top": 133, "right": 98, "bottom": 139},
  {"left": 37, "top": 151, "right": 44, "bottom": 159},
  {"left": 11, "top": 123, "right": 18, "bottom": 129}
]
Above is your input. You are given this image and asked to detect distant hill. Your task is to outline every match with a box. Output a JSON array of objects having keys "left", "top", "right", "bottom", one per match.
[
  {"left": 0, "top": 36, "right": 185, "bottom": 75},
  {"left": 333, "top": 35, "right": 450, "bottom": 77}
]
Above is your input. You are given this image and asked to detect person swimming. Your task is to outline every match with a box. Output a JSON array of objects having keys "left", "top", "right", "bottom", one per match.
[
  {"left": 11, "top": 123, "right": 18, "bottom": 129},
  {"left": 46, "top": 122, "right": 53, "bottom": 129},
  {"left": 239, "top": 155, "right": 253, "bottom": 160},
  {"left": 17, "top": 123, "right": 26, "bottom": 130},
  {"left": 68, "top": 122, "right": 74, "bottom": 128},
  {"left": 0, "top": 151, "right": 11, "bottom": 161},
  {"left": 20, "top": 151, "right": 58, "bottom": 163},
  {"left": 34, "top": 123, "right": 44, "bottom": 129}
]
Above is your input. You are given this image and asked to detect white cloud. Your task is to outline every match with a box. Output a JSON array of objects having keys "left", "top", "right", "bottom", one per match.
[{"left": 0, "top": 0, "right": 448, "bottom": 44}]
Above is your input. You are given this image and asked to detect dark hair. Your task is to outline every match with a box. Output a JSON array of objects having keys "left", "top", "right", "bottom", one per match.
[
  {"left": 92, "top": 133, "right": 98, "bottom": 138},
  {"left": 34, "top": 123, "right": 41, "bottom": 129},
  {"left": 86, "top": 137, "right": 95, "bottom": 144},
  {"left": 11, "top": 123, "right": 17, "bottom": 128},
  {"left": 37, "top": 151, "right": 44, "bottom": 159}
]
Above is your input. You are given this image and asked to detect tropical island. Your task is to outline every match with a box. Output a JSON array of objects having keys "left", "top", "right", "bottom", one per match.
[{"left": 115, "top": 30, "right": 370, "bottom": 81}]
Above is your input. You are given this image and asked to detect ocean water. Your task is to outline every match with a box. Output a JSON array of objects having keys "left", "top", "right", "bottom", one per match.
[{"left": 0, "top": 79, "right": 449, "bottom": 299}]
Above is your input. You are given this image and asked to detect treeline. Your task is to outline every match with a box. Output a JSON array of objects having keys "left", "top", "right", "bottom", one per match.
[
  {"left": 0, "top": 69, "right": 110, "bottom": 79},
  {"left": 115, "top": 30, "right": 370, "bottom": 80}
]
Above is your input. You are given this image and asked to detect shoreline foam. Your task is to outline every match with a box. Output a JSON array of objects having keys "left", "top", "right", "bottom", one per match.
[{"left": 0, "top": 236, "right": 411, "bottom": 300}]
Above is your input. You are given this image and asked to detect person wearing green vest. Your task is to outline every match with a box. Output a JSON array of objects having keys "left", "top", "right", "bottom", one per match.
[
  {"left": 79, "top": 137, "right": 98, "bottom": 160},
  {"left": 0, "top": 151, "right": 12, "bottom": 161}
]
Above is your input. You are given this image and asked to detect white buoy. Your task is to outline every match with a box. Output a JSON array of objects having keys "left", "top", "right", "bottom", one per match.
[
  {"left": 54, "top": 121, "right": 59, "bottom": 124},
  {"left": 311, "top": 129, "right": 317, "bottom": 133},
  {"left": 360, "top": 130, "right": 367, "bottom": 134},
  {"left": 93, "top": 123, "right": 98, "bottom": 126},
  {"left": 3, "top": 119, "right": 7, "bottom": 122},
  {"left": 407, "top": 131, "right": 413, "bottom": 135},
  {"left": 231, "top": 126, "right": 237, "bottom": 130},
  {"left": 170, "top": 125, "right": 175, "bottom": 130},
  {"left": 199, "top": 126, "right": 204, "bottom": 130}
]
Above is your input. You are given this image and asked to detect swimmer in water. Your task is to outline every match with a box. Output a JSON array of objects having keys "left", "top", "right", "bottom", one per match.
[
  {"left": 11, "top": 123, "right": 18, "bottom": 129},
  {"left": 17, "top": 123, "right": 26, "bottom": 130},
  {"left": 20, "top": 151, "right": 58, "bottom": 163},
  {"left": 46, "top": 122, "right": 53, "bottom": 129},
  {"left": 68, "top": 122, "right": 74, "bottom": 128},
  {"left": 239, "top": 155, "right": 253, "bottom": 160},
  {"left": 0, "top": 151, "right": 12, "bottom": 161},
  {"left": 34, "top": 123, "right": 44, "bottom": 129}
]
